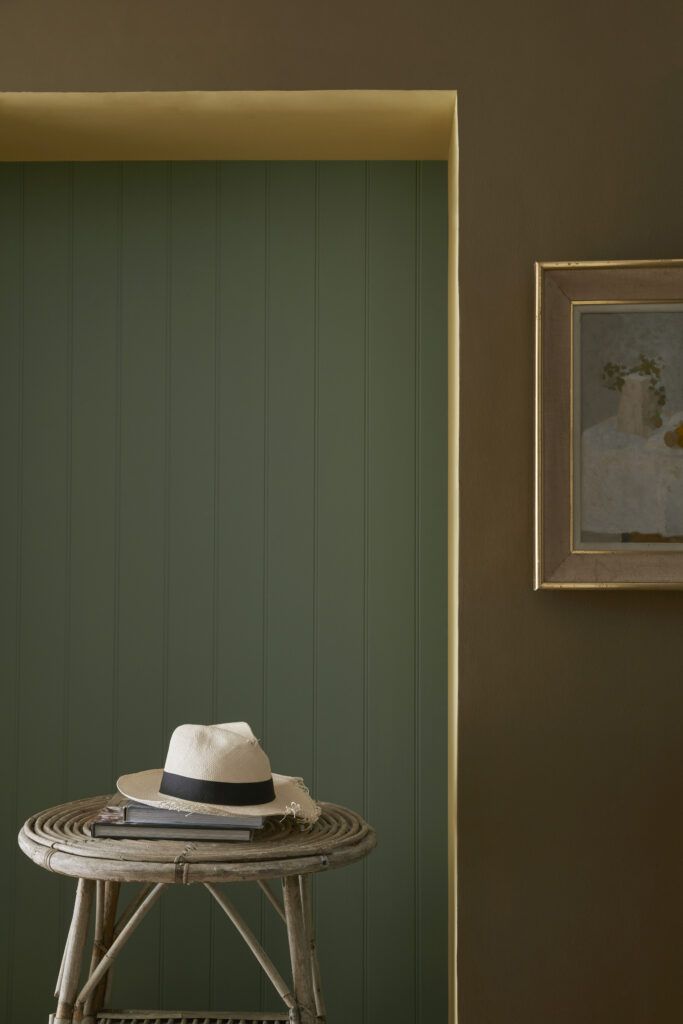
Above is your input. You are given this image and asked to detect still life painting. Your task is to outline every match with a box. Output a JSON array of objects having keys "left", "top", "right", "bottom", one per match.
[
  {"left": 574, "top": 304, "right": 683, "bottom": 550},
  {"left": 536, "top": 260, "right": 683, "bottom": 588}
]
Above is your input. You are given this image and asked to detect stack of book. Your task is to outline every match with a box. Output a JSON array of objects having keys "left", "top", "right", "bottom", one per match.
[{"left": 90, "top": 801, "right": 265, "bottom": 842}]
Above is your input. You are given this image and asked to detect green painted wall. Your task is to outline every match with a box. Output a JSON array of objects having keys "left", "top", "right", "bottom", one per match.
[{"left": 0, "top": 160, "right": 447, "bottom": 1022}]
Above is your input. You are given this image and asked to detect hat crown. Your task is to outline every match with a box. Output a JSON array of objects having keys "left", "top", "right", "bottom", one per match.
[{"left": 163, "top": 722, "right": 272, "bottom": 784}]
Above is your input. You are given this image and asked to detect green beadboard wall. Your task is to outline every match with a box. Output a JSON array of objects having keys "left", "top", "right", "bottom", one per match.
[{"left": 0, "top": 160, "right": 447, "bottom": 1022}]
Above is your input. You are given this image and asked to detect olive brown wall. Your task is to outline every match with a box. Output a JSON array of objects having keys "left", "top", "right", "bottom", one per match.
[{"left": 1, "top": 1, "right": 683, "bottom": 1021}]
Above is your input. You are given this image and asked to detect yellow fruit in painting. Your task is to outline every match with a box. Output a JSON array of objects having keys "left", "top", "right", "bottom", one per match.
[
  {"left": 676, "top": 424, "right": 683, "bottom": 447},
  {"left": 665, "top": 431, "right": 677, "bottom": 447}
]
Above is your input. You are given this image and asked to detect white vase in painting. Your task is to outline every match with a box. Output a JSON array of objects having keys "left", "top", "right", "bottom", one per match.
[{"left": 617, "top": 373, "right": 659, "bottom": 437}]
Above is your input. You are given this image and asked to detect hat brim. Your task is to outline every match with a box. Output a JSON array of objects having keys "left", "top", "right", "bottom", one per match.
[{"left": 116, "top": 768, "right": 320, "bottom": 823}]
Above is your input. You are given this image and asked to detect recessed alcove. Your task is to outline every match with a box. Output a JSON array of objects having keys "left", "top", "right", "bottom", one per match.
[{"left": 0, "top": 90, "right": 458, "bottom": 1022}]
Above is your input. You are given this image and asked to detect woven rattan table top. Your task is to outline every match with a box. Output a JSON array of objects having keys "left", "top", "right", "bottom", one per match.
[{"left": 19, "top": 796, "right": 376, "bottom": 884}]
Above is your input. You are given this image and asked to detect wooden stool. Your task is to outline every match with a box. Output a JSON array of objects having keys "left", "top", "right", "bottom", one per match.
[{"left": 19, "top": 796, "right": 376, "bottom": 1024}]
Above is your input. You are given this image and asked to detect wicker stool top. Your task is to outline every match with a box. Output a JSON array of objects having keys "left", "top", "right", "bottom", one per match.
[{"left": 18, "top": 795, "right": 376, "bottom": 884}]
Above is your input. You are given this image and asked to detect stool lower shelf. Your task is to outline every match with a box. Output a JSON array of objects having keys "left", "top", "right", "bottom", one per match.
[
  {"left": 48, "top": 1014, "right": 291, "bottom": 1024},
  {"left": 96, "top": 1014, "right": 290, "bottom": 1023}
]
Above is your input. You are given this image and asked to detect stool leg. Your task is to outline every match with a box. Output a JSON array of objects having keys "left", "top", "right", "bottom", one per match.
[
  {"left": 82, "top": 880, "right": 120, "bottom": 1023},
  {"left": 99, "top": 881, "right": 121, "bottom": 1010},
  {"left": 74, "top": 883, "right": 167, "bottom": 1016},
  {"left": 283, "top": 876, "right": 316, "bottom": 1024},
  {"left": 80, "top": 880, "right": 104, "bottom": 1022},
  {"left": 54, "top": 878, "right": 95, "bottom": 1024},
  {"left": 299, "top": 875, "right": 326, "bottom": 1023}
]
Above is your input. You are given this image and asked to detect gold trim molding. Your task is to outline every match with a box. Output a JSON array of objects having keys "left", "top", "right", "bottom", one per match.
[{"left": 0, "top": 89, "right": 456, "bottom": 161}]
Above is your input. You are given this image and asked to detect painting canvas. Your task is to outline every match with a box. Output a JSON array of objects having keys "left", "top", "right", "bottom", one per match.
[{"left": 574, "top": 303, "right": 683, "bottom": 549}]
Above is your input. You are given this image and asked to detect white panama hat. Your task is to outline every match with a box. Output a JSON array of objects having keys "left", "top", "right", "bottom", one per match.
[{"left": 117, "top": 722, "right": 320, "bottom": 824}]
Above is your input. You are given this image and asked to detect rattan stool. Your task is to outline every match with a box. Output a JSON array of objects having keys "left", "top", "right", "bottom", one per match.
[{"left": 19, "top": 796, "right": 376, "bottom": 1024}]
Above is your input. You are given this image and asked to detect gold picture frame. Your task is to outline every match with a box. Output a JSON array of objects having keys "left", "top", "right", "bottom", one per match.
[{"left": 535, "top": 258, "right": 683, "bottom": 589}]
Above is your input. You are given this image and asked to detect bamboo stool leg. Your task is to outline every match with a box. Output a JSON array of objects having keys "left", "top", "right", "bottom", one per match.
[
  {"left": 282, "top": 876, "right": 316, "bottom": 1024},
  {"left": 74, "top": 882, "right": 167, "bottom": 1016},
  {"left": 80, "top": 880, "right": 151, "bottom": 1023},
  {"left": 99, "top": 881, "right": 121, "bottom": 1010},
  {"left": 81, "top": 880, "right": 120, "bottom": 1023},
  {"left": 54, "top": 883, "right": 84, "bottom": 999},
  {"left": 299, "top": 875, "right": 326, "bottom": 1023},
  {"left": 54, "top": 878, "right": 95, "bottom": 1024},
  {"left": 80, "top": 880, "right": 105, "bottom": 1022}
]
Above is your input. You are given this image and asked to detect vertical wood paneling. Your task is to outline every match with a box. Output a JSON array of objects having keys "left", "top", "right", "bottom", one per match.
[
  {"left": 265, "top": 161, "right": 317, "bottom": 770},
  {"left": 264, "top": 161, "right": 317, "bottom": 985},
  {"left": 212, "top": 161, "right": 268, "bottom": 1011},
  {"left": 113, "top": 161, "right": 170, "bottom": 1007},
  {"left": 12, "top": 164, "right": 71, "bottom": 1021},
  {"left": 0, "top": 164, "right": 23, "bottom": 1018},
  {"left": 162, "top": 161, "right": 218, "bottom": 1007},
  {"left": 67, "top": 163, "right": 120, "bottom": 800},
  {"left": 0, "top": 160, "right": 447, "bottom": 1023},
  {"left": 315, "top": 160, "right": 367, "bottom": 1022},
  {"left": 366, "top": 161, "right": 419, "bottom": 1024}
]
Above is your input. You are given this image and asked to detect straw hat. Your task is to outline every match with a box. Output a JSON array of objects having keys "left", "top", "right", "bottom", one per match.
[{"left": 117, "top": 722, "right": 320, "bottom": 823}]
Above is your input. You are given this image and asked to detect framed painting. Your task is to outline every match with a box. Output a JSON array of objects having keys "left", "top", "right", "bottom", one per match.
[{"left": 535, "top": 258, "right": 683, "bottom": 588}]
